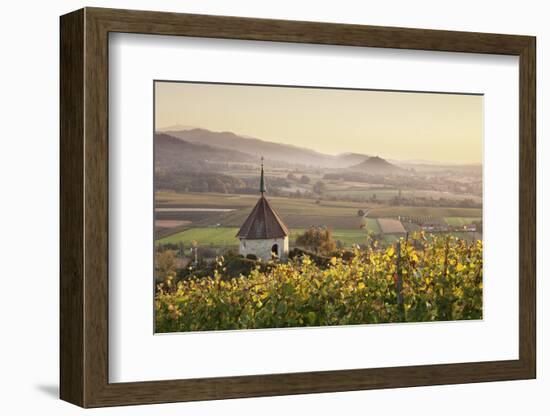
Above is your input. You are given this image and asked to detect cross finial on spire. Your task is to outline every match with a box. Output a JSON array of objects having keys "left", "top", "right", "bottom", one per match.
[{"left": 260, "top": 156, "right": 266, "bottom": 194}]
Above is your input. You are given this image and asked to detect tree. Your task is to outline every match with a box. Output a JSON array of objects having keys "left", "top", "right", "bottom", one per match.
[
  {"left": 155, "top": 250, "right": 177, "bottom": 284},
  {"left": 177, "top": 242, "right": 185, "bottom": 257},
  {"left": 357, "top": 209, "right": 365, "bottom": 217},
  {"left": 295, "top": 226, "right": 336, "bottom": 254},
  {"left": 287, "top": 172, "right": 297, "bottom": 181},
  {"left": 299, "top": 175, "right": 311, "bottom": 184},
  {"left": 312, "top": 180, "right": 326, "bottom": 195}
]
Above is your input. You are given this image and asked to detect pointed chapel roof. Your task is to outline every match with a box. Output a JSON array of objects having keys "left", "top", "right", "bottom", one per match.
[
  {"left": 236, "top": 195, "right": 289, "bottom": 239},
  {"left": 237, "top": 158, "right": 289, "bottom": 239}
]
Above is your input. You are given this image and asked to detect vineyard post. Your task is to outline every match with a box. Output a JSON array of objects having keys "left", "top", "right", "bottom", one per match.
[
  {"left": 396, "top": 241, "right": 404, "bottom": 321},
  {"left": 191, "top": 239, "right": 198, "bottom": 266},
  {"left": 441, "top": 236, "right": 452, "bottom": 321}
]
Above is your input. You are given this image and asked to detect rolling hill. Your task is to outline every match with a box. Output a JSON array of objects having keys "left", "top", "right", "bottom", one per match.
[
  {"left": 349, "top": 156, "right": 405, "bottom": 175},
  {"left": 155, "top": 133, "right": 255, "bottom": 171},
  {"left": 335, "top": 152, "right": 370, "bottom": 166},
  {"left": 158, "top": 128, "right": 365, "bottom": 168}
]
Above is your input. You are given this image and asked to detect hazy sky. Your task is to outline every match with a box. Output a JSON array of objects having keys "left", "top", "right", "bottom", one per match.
[{"left": 155, "top": 81, "right": 483, "bottom": 164}]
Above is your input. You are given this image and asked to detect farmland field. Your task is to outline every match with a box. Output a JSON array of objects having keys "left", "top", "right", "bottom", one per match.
[
  {"left": 359, "top": 218, "right": 380, "bottom": 234},
  {"left": 377, "top": 218, "right": 406, "bottom": 234},
  {"left": 444, "top": 217, "right": 481, "bottom": 227},
  {"left": 155, "top": 191, "right": 482, "bottom": 228},
  {"left": 155, "top": 220, "right": 190, "bottom": 228},
  {"left": 159, "top": 227, "right": 239, "bottom": 246},
  {"left": 155, "top": 190, "right": 482, "bottom": 249},
  {"left": 368, "top": 206, "right": 481, "bottom": 218},
  {"left": 157, "top": 226, "right": 379, "bottom": 247},
  {"left": 325, "top": 186, "right": 482, "bottom": 203}
]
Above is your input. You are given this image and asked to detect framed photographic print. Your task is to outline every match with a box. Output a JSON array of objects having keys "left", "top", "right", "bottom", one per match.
[{"left": 60, "top": 7, "right": 536, "bottom": 408}]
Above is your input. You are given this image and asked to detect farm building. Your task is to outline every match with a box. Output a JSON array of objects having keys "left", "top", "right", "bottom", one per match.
[{"left": 236, "top": 160, "right": 289, "bottom": 261}]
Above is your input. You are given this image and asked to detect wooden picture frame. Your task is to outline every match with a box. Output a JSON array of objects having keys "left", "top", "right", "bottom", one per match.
[{"left": 60, "top": 7, "right": 536, "bottom": 408}]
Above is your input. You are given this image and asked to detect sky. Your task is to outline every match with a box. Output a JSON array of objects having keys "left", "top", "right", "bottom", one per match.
[{"left": 155, "top": 81, "right": 483, "bottom": 164}]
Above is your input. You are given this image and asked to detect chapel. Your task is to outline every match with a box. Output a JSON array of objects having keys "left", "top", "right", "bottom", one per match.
[{"left": 236, "top": 159, "right": 289, "bottom": 261}]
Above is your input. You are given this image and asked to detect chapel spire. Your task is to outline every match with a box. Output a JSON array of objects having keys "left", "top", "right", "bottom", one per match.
[{"left": 259, "top": 156, "right": 266, "bottom": 195}]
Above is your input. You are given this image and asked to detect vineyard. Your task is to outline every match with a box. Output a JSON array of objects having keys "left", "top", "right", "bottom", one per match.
[{"left": 155, "top": 233, "right": 483, "bottom": 332}]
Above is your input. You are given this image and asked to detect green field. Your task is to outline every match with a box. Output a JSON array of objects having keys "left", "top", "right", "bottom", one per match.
[
  {"left": 359, "top": 218, "right": 380, "bottom": 234},
  {"left": 444, "top": 217, "right": 481, "bottom": 227},
  {"left": 159, "top": 227, "right": 239, "bottom": 246},
  {"left": 157, "top": 226, "right": 380, "bottom": 247}
]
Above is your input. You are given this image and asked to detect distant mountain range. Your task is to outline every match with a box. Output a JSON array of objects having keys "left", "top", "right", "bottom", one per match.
[
  {"left": 155, "top": 133, "right": 255, "bottom": 171},
  {"left": 157, "top": 124, "right": 199, "bottom": 132},
  {"left": 155, "top": 127, "right": 482, "bottom": 173},
  {"left": 158, "top": 128, "right": 370, "bottom": 169}
]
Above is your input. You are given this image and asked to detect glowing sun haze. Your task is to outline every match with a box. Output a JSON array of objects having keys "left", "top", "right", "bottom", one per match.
[{"left": 155, "top": 81, "right": 483, "bottom": 164}]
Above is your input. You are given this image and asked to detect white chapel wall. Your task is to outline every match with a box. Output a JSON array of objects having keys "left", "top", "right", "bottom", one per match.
[{"left": 239, "top": 237, "right": 289, "bottom": 261}]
